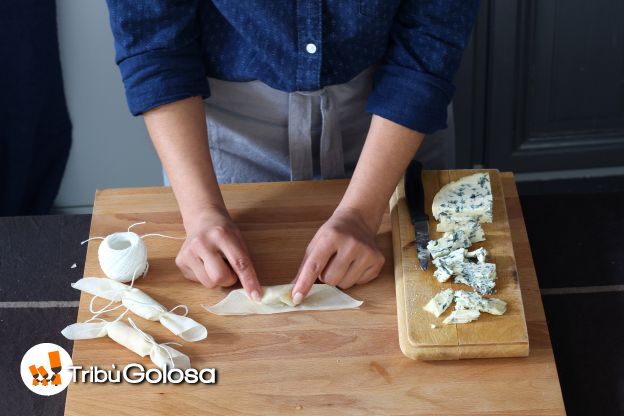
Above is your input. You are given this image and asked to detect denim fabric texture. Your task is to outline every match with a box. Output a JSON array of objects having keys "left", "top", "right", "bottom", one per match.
[{"left": 106, "top": 0, "right": 479, "bottom": 134}]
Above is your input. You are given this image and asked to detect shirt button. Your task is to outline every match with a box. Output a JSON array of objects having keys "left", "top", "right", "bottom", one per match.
[{"left": 305, "top": 43, "right": 317, "bottom": 54}]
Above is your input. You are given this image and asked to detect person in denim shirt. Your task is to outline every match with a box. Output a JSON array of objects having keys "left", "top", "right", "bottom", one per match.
[{"left": 106, "top": 0, "right": 479, "bottom": 304}]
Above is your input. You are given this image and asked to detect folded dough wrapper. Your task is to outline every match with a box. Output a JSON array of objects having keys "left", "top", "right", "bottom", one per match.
[
  {"left": 72, "top": 278, "right": 207, "bottom": 342},
  {"left": 61, "top": 320, "right": 190, "bottom": 370},
  {"left": 204, "top": 283, "right": 363, "bottom": 315}
]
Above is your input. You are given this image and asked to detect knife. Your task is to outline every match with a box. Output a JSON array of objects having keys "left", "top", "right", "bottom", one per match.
[{"left": 404, "top": 159, "right": 430, "bottom": 271}]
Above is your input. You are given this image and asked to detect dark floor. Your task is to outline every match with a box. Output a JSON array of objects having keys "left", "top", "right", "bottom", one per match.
[
  {"left": 521, "top": 189, "right": 624, "bottom": 416},
  {"left": 1, "top": 183, "right": 623, "bottom": 415}
]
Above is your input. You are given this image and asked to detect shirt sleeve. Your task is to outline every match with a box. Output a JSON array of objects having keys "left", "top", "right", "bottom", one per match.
[
  {"left": 366, "top": 0, "right": 480, "bottom": 134},
  {"left": 106, "top": 1, "right": 210, "bottom": 116}
]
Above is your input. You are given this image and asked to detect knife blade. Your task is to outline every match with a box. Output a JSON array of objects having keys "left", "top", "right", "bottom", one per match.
[{"left": 404, "top": 159, "right": 430, "bottom": 271}]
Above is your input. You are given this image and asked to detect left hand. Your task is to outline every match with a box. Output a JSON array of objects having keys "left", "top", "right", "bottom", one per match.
[{"left": 291, "top": 207, "right": 385, "bottom": 304}]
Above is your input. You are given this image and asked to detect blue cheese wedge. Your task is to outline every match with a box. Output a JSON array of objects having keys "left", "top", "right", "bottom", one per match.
[
  {"left": 454, "top": 262, "right": 497, "bottom": 295},
  {"left": 423, "top": 288, "right": 454, "bottom": 317},
  {"left": 435, "top": 218, "right": 485, "bottom": 243},
  {"left": 426, "top": 229, "right": 472, "bottom": 259},
  {"left": 466, "top": 247, "right": 489, "bottom": 263},
  {"left": 443, "top": 309, "right": 480, "bottom": 324},
  {"left": 454, "top": 290, "right": 507, "bottom": 315},
  {"left": 432, "top": 173, "right": 493, "bottom": 224},
  {"left": 432, "top": 248, "right": 467, "bottom": 282}
]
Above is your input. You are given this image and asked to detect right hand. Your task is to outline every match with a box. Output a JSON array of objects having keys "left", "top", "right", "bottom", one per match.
[{"left": 176, "top": 207, "right": 262, "bottom": 302}]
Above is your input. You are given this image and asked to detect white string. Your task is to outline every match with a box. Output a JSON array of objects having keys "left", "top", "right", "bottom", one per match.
[
  {"left": 128, "top": 221, "right": 147, "bottom": 232},
  {"left": 85, "top": 305, "right": 129, "bottom": 324},
  {"left": 121, "top": 297, "right": 189, "bottom": 317},
  {"left": 89, "top": 296, "right": 123, "bottom": 315},
  {"left": 80, "top": 236, "right": 105, "bottom": 245},
  {"left": 128, "top": 220, "right": 186, "bottom": 240},
  {"left": 129, "top": 263, "right": 147, "bottom": 288},
  {"left": 140, "top": 233, "right": 186, "bottom": 240},
  {"left": 127, "top": 318, "right": 180, "bottom": 369},
  {"left": 83, "top": 316, "right": 108, "bottom": 324},
  {"left": 168, "top": 304, "right": 189, "bottom": 317}
]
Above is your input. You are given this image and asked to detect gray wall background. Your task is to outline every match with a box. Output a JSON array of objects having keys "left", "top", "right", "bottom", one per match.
[{"left": 54, "top": 0, "right": 162, "bottom": 214}]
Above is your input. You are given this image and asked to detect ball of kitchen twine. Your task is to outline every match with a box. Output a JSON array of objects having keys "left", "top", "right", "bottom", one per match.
[{"left": 98, "top": 231, "right": 148, "bottom": 283}]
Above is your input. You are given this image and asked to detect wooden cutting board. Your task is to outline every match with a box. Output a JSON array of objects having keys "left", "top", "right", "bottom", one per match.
[
  {"left": 64, "top": 178, "right": 564, "bottom": 415},
  {"left": 390, "top": 169, "right": 529, "bottom": 360}
]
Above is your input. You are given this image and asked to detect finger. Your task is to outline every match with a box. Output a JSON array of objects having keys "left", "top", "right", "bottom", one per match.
[
  {"left": 201, "top": 252, "right": 238, "bottom": 288},
  {"left": 292, "top": 241, "right": 335, "bottom": 304},
  {"left": 179, "top": 264, "right": 199, "bottom": 282},
  {"left": 338, "top": 258, "right": 368, "bottom": 290},
  {"left": 187, "top": 255, "right": 219, "bottom": 288},
  {"left": 191, "top": 240, "right": 238, "bottom": 287},
  {"left": 219, "top": 234, "right": 262, "bottom": 301},
  {"left": 357, "top": 255, "right": 385, "bottom": 285},
  {"left": 176, "top": 253, "right": 198, "bottom": 282},
  {"left": 320, "top": 253, "right": 353, "bottom": 287}
]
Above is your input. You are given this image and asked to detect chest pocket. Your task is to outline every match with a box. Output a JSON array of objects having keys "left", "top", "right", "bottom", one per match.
[{"left": 359, "top": 0, "right": 398, "bottom": 19}]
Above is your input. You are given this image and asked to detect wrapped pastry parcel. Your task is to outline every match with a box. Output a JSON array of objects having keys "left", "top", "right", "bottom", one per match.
[
  {"left": 72, "top": 278, "right": 207, "bottom": 342},
  {"left": 204, "top": 284, "right": 363, "bottom": 315},
  {"left": 61, "top": 319, "right": 190, "bottom": 370}
]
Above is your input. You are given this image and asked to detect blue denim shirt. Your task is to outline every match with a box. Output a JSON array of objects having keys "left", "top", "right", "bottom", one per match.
[{"left": 106, "top": 0, "right": 479, "bottom": 134}]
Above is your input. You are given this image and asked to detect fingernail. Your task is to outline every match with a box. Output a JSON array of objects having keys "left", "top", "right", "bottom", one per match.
[
  {"left": 251, "top": 290, "right": 261, "bottom": 303},
  {"left": 292, "top": 292, "right": 303, "bottom": 306}
]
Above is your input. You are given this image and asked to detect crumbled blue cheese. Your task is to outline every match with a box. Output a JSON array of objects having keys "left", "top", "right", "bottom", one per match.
[
  {"left": 454, "top": 262, "right": 497, "bottom": 295},
  {"left": 435, "top": 218, "right": 485, "bottom": 243},
  {"left": 426, "top": 229, "right": 472, "bottom": 259},
  {"left": 432, "top": 248, "right": 467, "bottom": 282},
  {"left": 422, "top": 288, "right": 454, "bottom": 317},
  {"left": 432, "top": 173, "right": 493, "bottom": 224},
  {"left": 443, "top": 309, "right": 480, "bottom": 324},
  {"left": 454, "top": 290, "right": 507, "bottom": 315},
  {"left": 466, "top": 247, "right": 489, "bottom": 263}
]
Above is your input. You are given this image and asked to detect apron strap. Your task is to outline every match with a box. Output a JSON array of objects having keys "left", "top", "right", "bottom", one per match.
[
  {"left": 287, "top": 89, "right": 345, "bottom": 181},
  {"left": 287, "top": 92, "right": 314, "bottom": 181},
  {"left": 319, "top": 89, "right": 345, "bottom": 179}
]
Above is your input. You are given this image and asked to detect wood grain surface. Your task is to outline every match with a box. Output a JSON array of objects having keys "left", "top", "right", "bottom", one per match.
[
  {"left": 64, "top": 177, "right": 565, "bottom": 415},
  {"left": 390, "top": 170, "right": 529, "bottom": 360}
]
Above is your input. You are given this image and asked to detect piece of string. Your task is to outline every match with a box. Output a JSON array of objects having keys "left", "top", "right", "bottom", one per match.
[
  {"left": 129, "top": 220, "right": 186, "bottom": 240},
  {"left": 140, "top": 233, "right": 186, "bottom": 240},
  {"left": 89, "top": 297, "right": 123, "bottom": 315},
  {"left": 80, "top": 221, "right": 186, "bottom": 246},
  {"left": 80, "top": 236, "right": 105, "bottom": 245},
  {"left": 127, "top": 318, "right": 182, "bottom": 369},
  {"left": 128, "top": 221, "right": 147, "bottom": 232},
  {"left": 84, "top": 307, "right": 129, "bottom": 325},
  {"left": 123, "top": 298, "right": 189, "bottom": 317},
  {"left": 86, "top": 264, "right": 143, "bottom": 315}
]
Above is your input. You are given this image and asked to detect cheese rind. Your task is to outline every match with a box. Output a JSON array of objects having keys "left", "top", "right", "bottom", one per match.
[
  {"left": 423, "top": 289, "right": 454, "bottom": 318},
  {"left": 443, "top": 309, "right": 480, "bottom": 324},
  {"left": 432, "top": 173, "right": 493, "bottom": 224}
]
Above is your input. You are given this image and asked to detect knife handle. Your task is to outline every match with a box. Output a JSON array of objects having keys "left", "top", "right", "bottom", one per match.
[{"left": 404, "top": 159, "right": 428, "bottom": 222}]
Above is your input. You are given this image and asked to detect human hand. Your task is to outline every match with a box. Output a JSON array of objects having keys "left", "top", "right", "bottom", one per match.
[
  {"left": 291, "top": 207, "right": 385, "bottom": 304},
  {"left": 176, "top": 207, "right": 262, "bottom": 301}
]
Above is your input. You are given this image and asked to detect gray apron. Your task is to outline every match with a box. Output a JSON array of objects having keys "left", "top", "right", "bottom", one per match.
[{"left": 163, "top": 67, "right": 454, "bottom": 185}]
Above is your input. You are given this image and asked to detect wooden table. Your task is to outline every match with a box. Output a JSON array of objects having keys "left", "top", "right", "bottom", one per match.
[{"left": 65, "top": 175, "right": 565, "bottom": 415}]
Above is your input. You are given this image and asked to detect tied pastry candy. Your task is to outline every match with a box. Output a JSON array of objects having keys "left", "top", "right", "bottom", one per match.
[
  {"left": 204, "top": 284, "right": 363, "bottom": 316},
  {"left": 61, "top": 318, "right": 190, "bottom": 370},
  {"left": 72, "top": 277, "right": 207, "bottom": 342}
]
